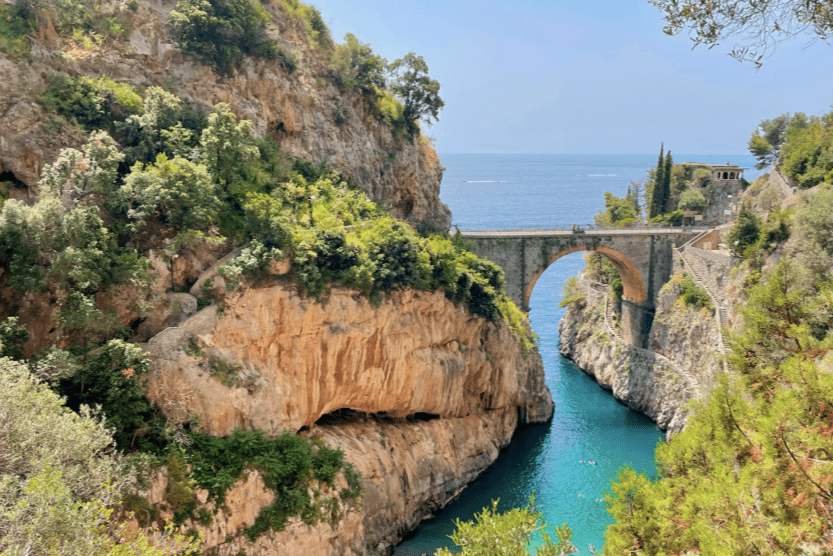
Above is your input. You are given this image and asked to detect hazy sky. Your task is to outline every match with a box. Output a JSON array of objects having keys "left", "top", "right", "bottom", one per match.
[{"left": 313, "top": 0, "right": 833, "bottom": 155}]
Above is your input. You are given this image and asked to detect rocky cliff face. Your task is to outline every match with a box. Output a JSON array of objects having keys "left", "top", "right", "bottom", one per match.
[
  {"left": 140, "top": 284, "right": 552, "bottom": 554},
  {"left": 131, "top": 410, "right": 520, "bottom": 556},
  {"left": 558, "top": 276, "right": 720, "bottom": 435},
  {"left": 0, "top": 0, "right": 450, "bottom": 229}
]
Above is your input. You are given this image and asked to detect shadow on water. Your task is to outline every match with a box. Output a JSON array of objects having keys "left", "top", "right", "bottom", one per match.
[{"left": 393, "top": 420, "right": 554, "bottom": 555}]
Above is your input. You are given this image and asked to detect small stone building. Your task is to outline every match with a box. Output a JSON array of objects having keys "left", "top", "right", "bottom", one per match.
[{"left": 681, "top": 162, "right": 747, "bottom": 225}]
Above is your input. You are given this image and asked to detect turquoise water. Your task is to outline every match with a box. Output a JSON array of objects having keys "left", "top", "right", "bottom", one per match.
[{"left": 393, "top": 154, "right": 759, "bottom": 555}]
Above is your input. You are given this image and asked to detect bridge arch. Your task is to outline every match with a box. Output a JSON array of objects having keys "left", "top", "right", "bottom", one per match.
[{"left": 523, "top": 244, "right": 647, "bottom": 310}]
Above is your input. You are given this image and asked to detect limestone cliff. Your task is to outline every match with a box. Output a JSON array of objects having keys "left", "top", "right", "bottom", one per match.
[
  {"left": 558, "top": 275, "right": 720, "bottom": 435},
  {"left": 0, "top": 0, "right": 449, "bottom": 229},
  {"left": 140, "top": 284, "right": 552, "bottom": 554}
]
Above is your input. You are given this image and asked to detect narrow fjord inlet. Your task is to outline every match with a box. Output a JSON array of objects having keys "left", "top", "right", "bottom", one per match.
[{"left": 394, "top": 153, "right": 755, "bottom": 554}]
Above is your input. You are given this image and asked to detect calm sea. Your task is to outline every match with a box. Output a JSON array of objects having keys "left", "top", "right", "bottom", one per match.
[{"left": 393, "top": 153, "right": 759, "bottom": 555}]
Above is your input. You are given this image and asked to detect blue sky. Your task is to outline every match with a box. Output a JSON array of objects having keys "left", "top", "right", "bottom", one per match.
[{"left": 313, "top": 0, "right": 833, "bottom": 154}]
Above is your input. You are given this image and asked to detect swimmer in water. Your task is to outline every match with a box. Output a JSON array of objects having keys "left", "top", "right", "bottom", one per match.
[
  {"left": 589, "top": 460, "right": 597, "bottom": 465},
  {"left": 578, "top": 493, "right": 584, "bottom": 497}
]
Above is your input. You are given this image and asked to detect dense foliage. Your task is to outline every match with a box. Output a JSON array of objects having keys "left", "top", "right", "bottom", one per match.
[
  {"left": 595, "top": 190, "right": 640, "bottom": 227},
  {"left": 169, "top": 0, "right": 278, "bottom": 74},
  {"left": 434, "top": 496, "right": 577, "bottom": 556},
  {"left": 0, "top": 10, "right": 526, "bottom": 548},
  {"left": 388, "top": 52, "right": 445, "bottom": 131},
  {"left": 677, "top": 274, "right": 712, "bottom": 312},
  {"left": 725, "top": 199, "right": 790, "bottom": 263},
  {"left": 602, "top": 184, "right": 833, "bottom": 554},
  {"left": 185, "top": 430, "right": 363, "bottom": 539},
  {"left": 330, "top": 32, "right": 387, "bottom": 96},
  {"left": 748, "top": 112, "right": 808, "bottom": 170},
  {"left": 0, "top": 358, "right": 201, "bottom": 555},
  {"left": 0, "top": 2, "right": 37, "bottom": 57},
  {"left": 779, "top": 108, "right": 833, "bottom": 189}
]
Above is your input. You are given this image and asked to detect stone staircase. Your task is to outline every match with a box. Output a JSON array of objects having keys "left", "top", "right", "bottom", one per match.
[
  {"left": 596, "top": 282, "right": 697, "bottom": 393},
  {"left": 675, "top": 229, "right": 730, "bottom": 361}
]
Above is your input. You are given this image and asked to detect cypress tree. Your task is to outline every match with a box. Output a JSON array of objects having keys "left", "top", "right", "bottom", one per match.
[
  {"left": 662, "top": 150, "right": 673, "bottom": 213},
  {"left": 650, "top": 143, "right": 665, "bottom": 219}
]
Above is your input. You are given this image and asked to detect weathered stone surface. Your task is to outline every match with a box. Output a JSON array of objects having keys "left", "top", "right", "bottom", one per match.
[
  {"left": 558, "top": 275, "right": 719, "bottom": 435},
  {"left": 132, "top": 409, "right": 520, "bottom": 556},
  {"left": 146, "top": 285, "right": 552, "bottom": 434},
  {"left": 138, "top": 284, "right": 551, "bottom": 555}
]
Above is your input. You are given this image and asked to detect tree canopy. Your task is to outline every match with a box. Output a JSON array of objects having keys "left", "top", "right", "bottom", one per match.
[
  {"left": 389, "top": 52, "right": 445, "bottom": 128},
  {"left": 650, "top": 0, "right": 833, "bottom": 66},
  {"left": 748, "top": 112, "right": 809, "bottom": 170}
]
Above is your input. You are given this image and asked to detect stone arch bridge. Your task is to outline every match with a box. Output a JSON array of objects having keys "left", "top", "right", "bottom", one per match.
[{"left": 461, "top": 228, "right": 703, "bottom": 348}]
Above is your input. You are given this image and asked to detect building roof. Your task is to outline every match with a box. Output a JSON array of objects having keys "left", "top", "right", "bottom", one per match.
[{"left": 681, "top": 162, "right": 746, "bottom": 170}]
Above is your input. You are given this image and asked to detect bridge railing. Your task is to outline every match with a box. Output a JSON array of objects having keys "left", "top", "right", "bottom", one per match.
[{"left": 454, "top": 224, "right": 711, "bottom": 233}]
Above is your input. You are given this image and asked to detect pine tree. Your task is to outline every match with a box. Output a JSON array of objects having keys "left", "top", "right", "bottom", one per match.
[
  {"left": 649, "top": 143, "right": 665, "bottom": 219},
  {"left": 662, "top": 150, "right": 673, "bottom": 213}
]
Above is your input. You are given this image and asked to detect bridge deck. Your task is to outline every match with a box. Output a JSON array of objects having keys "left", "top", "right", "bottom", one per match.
[{"left": 458, "top": 227, "right": 707, "bottom": 238}]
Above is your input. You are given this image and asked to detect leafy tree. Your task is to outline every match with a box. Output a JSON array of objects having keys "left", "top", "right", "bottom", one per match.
[
  {"left": 626, "top": 180, "right": 644, "bottom": 219},
  {"left": 199, "top": 103, "right": 260, "bottom": 188},
  {"left": 779, "top": 112, "right": 833, "bottom": 188},
  {"left": 650, "top": 0, "right": 833, "bottom": 66},
  {"left": 435, "top": 495, "right": 577, "bottom": 556},
  {"left": 57, "top": 339, "right": 169, "bottom": 452},
  {"left": 0, "top": 317, "right": 29, "bottom": 360},
  {"left": 117, "top": 86, "right": 207, "bottom": 171},
  {"left": 388, "top": 52, "right": 445, "bottom": 133},
  {"left": 725, "top": 201, "right": 761, "bottom": 257},
  {"left": 0, "top": 358, "right": 200, "bottom": 555},
  {"left": 120, "top": 153, "right": 220, "bottom": 232},
  {"left": 0, "top": 139, "right": 145, "bottom": 296},
  {"left": 40, "top": 73, "right": 143, "bottom": 132},
  {"left": 38, "top": 130, "right": 124, "bottom": 205},
  {"left": 169, "top": 0, "right": 277, "bottom": 75},
  {"left": 748, "top": 113, "right": 808, "bottom": 170},
  {"left": 331, "top": 33, "right": 387, "bottom": 96},
  {"left": 677, "top": 188, "right": 706, "bottom": 212},
  {"left": 595, "top": 191, "right": 638, "bottom": 227}
]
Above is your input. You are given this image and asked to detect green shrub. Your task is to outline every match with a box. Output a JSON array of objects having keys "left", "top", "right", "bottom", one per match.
[
  {"left": 185, "top": 429, "right": 361, "bottom": 540},
  {"left": 375, "top": 92, "right": 411, "bottom": 139},
  {"left": 0, "top": 316, "right": 29, "bottom": 360},
  {"left": 119, "top": 154, "right": 221, "bottom": 232},
  {"left": 361, "top": 217, "right": 432, "bottom": 291},
  {"left": 165, "top": 451, "right": 197, "bottom": 525},
  {"left": 169, "top": 0, "right": 278, "bottom": 75},
  {"left": 330, "top": 33, "right": 386, "bottom": 96},
  {"left": 207, "top": 356, "right": 242, "bottom": 388},
  {"left": 678, "top": 188, "right": 706, "bottom": 211},
  {"left": 726, "top": 202, "right": 762, "bottom": 258},
  {"left": 559, "top": 276, "right": 585, "bottom": 308},
  {"left": 117, "top": 86, "right": 207, "bottom": 171},
  {"left": 56, "top": 340, "right": 170, "bottom": 453},
  {"left": 678, "top": 275, "right": 712, "bottom": 311},
  {"left": 0, "top": 3, "right": 36, "bottom": 56},
  {"left": 40, "top": 73, "right": 142, "bottom": 131},
  {"left": 279, "top": 0, "right": 332, "bottom": 50}
]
